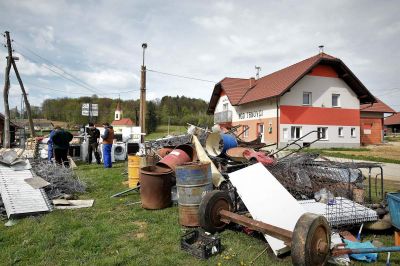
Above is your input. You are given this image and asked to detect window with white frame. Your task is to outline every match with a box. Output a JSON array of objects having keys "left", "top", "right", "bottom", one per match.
[
  {"left": 332, "top": 94, "right": 340, "bottom": 107},
  {"left": 351, "top": 127, "right": 356, "bottom": 137},
  {"left": 338, "top": 127, "right": 344, "bottom": 137},
  {"left": 283, "top": 128, "right": 289, "bottom": 140},
  {"left": 317, "top": 127, "right": 328, "bottom": 140},
  {"left": 291, "top": 126, "right": 301, "bottom": 139},
  {"left": 222, "top": 103, "right": 229, "bottom": 111},
  {"left": 243, "top": 125, "right": 249, "bottom": 138},
  {"left": 303, "top": 92, "right": 312, "bottom": 105}
]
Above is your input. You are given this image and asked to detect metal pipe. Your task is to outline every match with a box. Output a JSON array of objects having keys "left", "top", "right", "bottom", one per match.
[{"left": 332, "top": 246, "right": 400, "bottom": 256}]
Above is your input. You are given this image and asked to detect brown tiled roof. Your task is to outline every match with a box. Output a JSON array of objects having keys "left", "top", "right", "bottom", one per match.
[
  {"left": 360, "top": 98, "right": 395, "bottom": 113},
  {"left": 385, "top": 113, "right": 400, "bottom": 126},
  {"left": 207, "top": 53, "right": 376, "bottom": 114},
  {"left": 111, "top": 118, "right": 134, "bottom": 126},
  {"left": 239, "top": 53, "right": 336, "bottom": 104}
]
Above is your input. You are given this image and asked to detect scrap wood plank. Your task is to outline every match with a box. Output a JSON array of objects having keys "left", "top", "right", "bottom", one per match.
[
  {"left": 228, "top": 163, "right": 306, "bottom": 256},
  {"left": 0, "top": 165, "right": 52, "bottom": 218}
]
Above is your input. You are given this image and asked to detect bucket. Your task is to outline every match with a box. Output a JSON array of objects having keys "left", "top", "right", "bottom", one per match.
[
  {"left": 176, "top": 162, "right": 213, "bottom": 226},
  {"left": 140, "top": 166, "right": 173, "bottom": 209},
  {"left": 157, "top": 145, "right": 193, "bottom": 171},
  {"left": 205, "top": 133, "right": 238, "bottom": 157},
  {"left": 128, "top": 154, "right": 140, "bottom": 188}
]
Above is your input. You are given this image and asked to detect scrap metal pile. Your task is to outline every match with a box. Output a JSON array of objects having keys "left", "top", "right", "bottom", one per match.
[
  {"left": 30, "top": 159, "right": 86, "bottom": 199},
  {"left": 137, "top": 125, "right": 400, "bottom": 264}
]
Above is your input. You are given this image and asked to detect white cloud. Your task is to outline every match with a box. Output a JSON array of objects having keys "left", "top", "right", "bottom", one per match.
[
  {"left": 192, "top": 16, "right": 231, "bottom": 29},
  {"left": 29, "top": 26, "right": 55, "bottom": 50}
]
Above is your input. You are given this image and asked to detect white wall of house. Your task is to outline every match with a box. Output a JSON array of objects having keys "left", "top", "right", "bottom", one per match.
[
  {"left": 214, "top": 94, "right": 277, "bottom": 123},
  {"left": 279, "top": 124, "right": 360, "bottom": 148},
  {"left": 279, "top": 75, "right": 360, "bottom": 148},
  {"left": 280, "top": 75, "right": 359, "bottom": 109}
]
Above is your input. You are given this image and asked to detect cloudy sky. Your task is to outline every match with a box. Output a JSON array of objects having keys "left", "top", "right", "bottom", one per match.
[{"left": 0, "top": 0, "right": 399, "bottom": 112}]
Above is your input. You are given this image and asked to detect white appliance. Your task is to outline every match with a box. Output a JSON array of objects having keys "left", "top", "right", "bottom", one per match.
[{"left": 113, "top": 142, "right": 127, "bottom": 161}]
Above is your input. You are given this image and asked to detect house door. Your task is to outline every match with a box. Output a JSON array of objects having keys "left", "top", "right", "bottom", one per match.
[{"left": 257, "top": 123, "right": 265, "bottom": 143}]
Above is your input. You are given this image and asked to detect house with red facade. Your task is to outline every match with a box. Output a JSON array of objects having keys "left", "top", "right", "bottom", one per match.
[
  {"left": 360, "top": 99, "right": 395, "bottom": 144},
  {"left": 207, "top": 52, "right": 391, "bottom": 148}
]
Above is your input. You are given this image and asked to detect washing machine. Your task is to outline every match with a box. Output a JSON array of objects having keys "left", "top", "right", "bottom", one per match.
[{"left": 113, "top": 142, "right": 127, "bottom": 161}]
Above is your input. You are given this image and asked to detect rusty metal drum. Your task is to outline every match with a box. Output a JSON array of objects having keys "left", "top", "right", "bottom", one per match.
[
  {"left": 157, "top": 144, "right": 194, "bottom": 172},
  {"left": 139, "top": 165, "right": 173, "bottom": 210},
  {"left": 176, "top": 162, "right": 213, "bottom": 226}
]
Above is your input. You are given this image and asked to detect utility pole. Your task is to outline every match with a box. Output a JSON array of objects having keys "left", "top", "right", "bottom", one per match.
[
  {"left": 2, "top": 31, "right": 12, "bottom": 148},
  {"left": 12, "top": 59, "right": 36, "bottom": 137},
  {"left": 139, "top": 43, "right": 147, "bottom": 143},
  {"left": 2, "top": 31, "right": 36, "bottom": 148}
]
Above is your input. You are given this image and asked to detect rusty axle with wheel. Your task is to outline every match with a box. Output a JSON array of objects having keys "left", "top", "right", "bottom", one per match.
[{"left": 199, "top": 191, "right": 331, "bottom": 266}]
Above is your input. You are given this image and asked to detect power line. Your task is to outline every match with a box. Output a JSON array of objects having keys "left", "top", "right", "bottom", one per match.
[
  {"left": 14, "top": 49, "right": 102, "bottom": 95},
  {"left": 25, "top": 82, "right": 140, "bottom": 96},
  {"left": 13, "top": 40, "right": 107, "bottom": 94},
  {"left": 147, "top": 68, "right": 216, "bottom": 83}
]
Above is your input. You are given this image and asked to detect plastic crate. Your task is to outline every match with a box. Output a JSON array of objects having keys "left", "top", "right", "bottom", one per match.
[
  {"left": 387, "top": 192, "right": 400, "bottom": 230},
  {"left": 181, "top": 229, "right": 221, "bottom": 259}
]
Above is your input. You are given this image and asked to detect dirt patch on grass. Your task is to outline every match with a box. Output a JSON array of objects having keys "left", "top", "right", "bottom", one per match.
[
  {"left": 133, "top": 221, "right": 147, "bottom": 229},
  {"left": 329, "top": 142, "right": 400, "bottom": 161}
]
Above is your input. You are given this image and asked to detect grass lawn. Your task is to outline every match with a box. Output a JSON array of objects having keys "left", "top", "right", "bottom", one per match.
[
  {"left": 146, "top": 125, "right": 187, "bottom": 141},
  {"left": 0, "top": 162, "right": 399, "bottom": 265},
  {"left": 303, "top": 143, "right": 400, "bottom": 164}
]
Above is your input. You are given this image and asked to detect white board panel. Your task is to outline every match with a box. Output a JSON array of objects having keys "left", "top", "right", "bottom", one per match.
[
  {"left": 0, "top": 166, "right": 52, "bottom": 218},
  {"left": 229, "top": 163, "right": 306, "bottom": 255}
]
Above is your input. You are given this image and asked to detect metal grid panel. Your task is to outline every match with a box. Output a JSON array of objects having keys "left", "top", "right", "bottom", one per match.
[{"left": 0, "top": 166, "right": 52, "bottom": 218}]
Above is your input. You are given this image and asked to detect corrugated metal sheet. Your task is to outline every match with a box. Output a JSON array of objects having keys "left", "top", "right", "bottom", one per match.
[{"left": 0, "top": 165, "right": 52, "bottom": 218}]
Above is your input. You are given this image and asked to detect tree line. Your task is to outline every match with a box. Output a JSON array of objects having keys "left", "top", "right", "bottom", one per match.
[{"left": 10, "top": 95, "right": 213, "bottom": 133}]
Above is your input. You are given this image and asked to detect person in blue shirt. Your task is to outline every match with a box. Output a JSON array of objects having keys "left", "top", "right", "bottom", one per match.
[{"left": 47, "top": 128, "right": 56, "bottom": 163}]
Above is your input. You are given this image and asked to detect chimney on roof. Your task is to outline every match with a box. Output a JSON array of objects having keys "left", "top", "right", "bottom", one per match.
[
  {"left": 255, "top": 66, "right": 261, "bottom": 79},
  {"left": 249, "top": 77, "right": 256, "bottom": 88},
  {"left": 318, "top": 45, "right": 324, "bottom": 55}
]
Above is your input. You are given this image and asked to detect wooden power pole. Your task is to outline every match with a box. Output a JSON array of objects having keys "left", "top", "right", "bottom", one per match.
[
  {"left": 139, "top": 43, "right": 147, "bottom": 143},
  {"left": 12, "top": 59, "right": 36, "bottom": 137},
  {"left": 2, "top": 31, "right": 12, "bottom": 148},
  {"left": 2, "top": 31, "right": 36, "bottom": 148}
]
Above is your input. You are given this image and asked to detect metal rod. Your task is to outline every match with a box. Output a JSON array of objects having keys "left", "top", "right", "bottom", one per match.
[
  {"left": 110, "top": 185, "right": 140, "bottom": 198},
  {"left": 332, "top": 246, "right": 400, "bottom": 256},
  {"left": 219, "top": 209, "right": 293, "bottom": 245}
]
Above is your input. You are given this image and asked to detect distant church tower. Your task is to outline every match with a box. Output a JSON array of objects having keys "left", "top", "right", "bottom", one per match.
[{"left": 115, "top": 101, "right": 122, "bottom": 121}]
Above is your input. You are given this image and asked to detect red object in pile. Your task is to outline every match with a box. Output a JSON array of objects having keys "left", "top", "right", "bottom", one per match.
[{"left": 243, "top": 150, "right": 276, "bottom": 166}]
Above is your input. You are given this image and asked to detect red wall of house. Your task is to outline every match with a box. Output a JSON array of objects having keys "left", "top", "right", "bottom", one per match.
[
  {"left": 280, "top": 105, "right": 360, "bottom": 126},
  {"left": 360, "top": 117, "right": 383, "bottom": 145},
  {"left": 308, "top": 65, "right": 338, "bottom": 78}
]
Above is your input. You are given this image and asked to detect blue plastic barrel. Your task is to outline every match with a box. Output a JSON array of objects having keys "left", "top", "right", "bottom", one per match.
[
  {"left": 220, "top": 133, "right": 238, "bottom": 154},
  {"left": 205, "top": 133, "right": 238, "bottom": 157},
  {"left": 387, "top": 192, "right": 400, "bottom": 230}
]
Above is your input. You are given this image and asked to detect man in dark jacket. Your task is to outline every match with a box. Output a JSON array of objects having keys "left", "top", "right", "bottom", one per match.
[
  {"left": 86, "top": 123, "right": 101, "bottom": 164},
  {"left": 101, "top": 122, "right": 114, "bottom": 168},
  {"left": 52, "top": 126, "right": 74, "bottom": 167}
]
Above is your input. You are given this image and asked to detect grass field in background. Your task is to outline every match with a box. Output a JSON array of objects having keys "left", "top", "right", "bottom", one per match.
[
  {"left": 0, "top": 162, "right": 399, "bottom": 265},
  {"left": 304, "top": 145, "right": 400, "bottom": 164},
  {"left": 145, "top": 125, "right": 187, "bottom": 140}
]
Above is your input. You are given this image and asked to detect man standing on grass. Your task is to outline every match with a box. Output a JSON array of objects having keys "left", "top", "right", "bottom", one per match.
[
  {"left": 47, "top": 127, "right": 56, "bottom": 163},
  {"left": 52, "top": 126, "right": 74, "bottom": 167},
  {"left": 101, "top": 122, "right": 114, "bottom": 168},
  {"left": 86, "top": 123, "right": 101, "bottom": 164}
]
